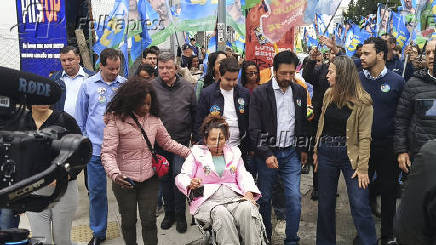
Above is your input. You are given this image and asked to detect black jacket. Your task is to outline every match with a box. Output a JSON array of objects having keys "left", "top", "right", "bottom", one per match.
[
  {"left": 50, "top": 67, "right": 95, "bottom": 112},
  {"left": 394, "top": 69, "right": 436, "bottom": 158},
  {"left": 152, "top": 76, "right": 197, "bottom": 145},
  {"left": 249, "top": 80, "right": 308, "bottom": 160},
  {"left": 395, "top": 139, "right": 436, "bottom": 245},
  {"left": 195, "top": 82, "right": 250, "bottom": 151},
  {"left": 302, "top": 60, "right": 329, "bottom": 135}
]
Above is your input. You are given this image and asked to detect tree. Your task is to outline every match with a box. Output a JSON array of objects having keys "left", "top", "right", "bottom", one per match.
[{"left": 343, "top": 0, "right": 402, "bottom": 24}]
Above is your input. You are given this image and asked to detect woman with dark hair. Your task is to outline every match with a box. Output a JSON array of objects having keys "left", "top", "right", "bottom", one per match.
[
  {"left": 135, "top": 63, "right": 156, "bottom": 80},
  {"left": 313, "top": 56, "right": 377, "bottom": 245},
  {"left": 195, "top": 51, "right": 227, "bottom": 100},
  {"left": 240, "top": 60, "right": 260, "bottom": 94},
  {"left": 176, "top": 115, "right": 267, "bottom": 244},
  {"left": 101, "top": 77, "right": 190, "bottom": 245},
  {"left": 24, "top": 105, "right": 82, "bottom": 245}
]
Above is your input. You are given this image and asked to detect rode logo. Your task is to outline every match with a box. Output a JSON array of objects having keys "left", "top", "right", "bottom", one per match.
[{"left": 19, "top": 77, "right": 51, "bottom": 97}]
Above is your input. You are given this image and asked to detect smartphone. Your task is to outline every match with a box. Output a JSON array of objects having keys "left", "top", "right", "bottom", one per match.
[{"left": 124, "top": 177, "right": 135, "bottom": 187}]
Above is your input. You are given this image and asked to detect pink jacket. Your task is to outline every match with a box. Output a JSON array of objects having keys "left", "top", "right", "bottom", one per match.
[
  {"left": 175, "top": 145, "right": 261, "bottom": 214},
  {"left": 101, "top": 113, "right": 190, "bottom": 182}
]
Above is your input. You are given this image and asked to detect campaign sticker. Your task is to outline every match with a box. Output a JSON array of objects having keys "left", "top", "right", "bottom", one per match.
[
  {"left": 238, "top": 98, "right": 245, "bottom": 105},
  {"left": 97, "top": 87, "right": 106, "bottom": 94},
  {"left": 296, "top": 99, "right": 302, "bottom": 106},
  {"left": 98, "top": 95, "right": 106, "bottom": 103},
  {"left": 209, "top": 105, "right": 221, "bottom": 116},
  {"left": 381, "top": 83, "right": 391, "bottom": 93}
]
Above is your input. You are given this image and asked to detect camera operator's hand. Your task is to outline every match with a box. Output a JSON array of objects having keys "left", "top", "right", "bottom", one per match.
[
  {"left": 189, "top": 178, "right": 202, "bottom": 190},
  {"left": 115, "top": 174, "right": 134, "bottom": 189}
]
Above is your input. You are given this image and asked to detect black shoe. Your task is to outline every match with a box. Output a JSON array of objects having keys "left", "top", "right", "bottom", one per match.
[
  {"left": 310, "top": 190, "right": 318, "bottom": 201},
  {"left": 160, "top": 213, "right": 175, "bottom": 230},
  {"left": 176, "top": 213, "right": 187, "bottom": 233},
  {"left": 88, "top": 236, "right": 105, "bottom": 245}
]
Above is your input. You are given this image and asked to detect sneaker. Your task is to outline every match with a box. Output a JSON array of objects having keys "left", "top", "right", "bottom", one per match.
[
  {"left": 160, "top": 213, "right": 175, "bottom": 230},
  {"left": 274, "top": 219, "right": 286, "bottom": 236}
]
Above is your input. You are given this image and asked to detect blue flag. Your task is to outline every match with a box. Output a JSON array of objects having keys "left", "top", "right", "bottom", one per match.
[
  {"left": 391, "top": 11, "right": 410, "bottom": 51},
  {"left": 346, "top": 24, "right": 372, "bottom": 56},
  {"left": 94, "top": 0, "right": 129, "bottom": 57}
]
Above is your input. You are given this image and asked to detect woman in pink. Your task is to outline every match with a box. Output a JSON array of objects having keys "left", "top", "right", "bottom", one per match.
[
  {"left": 176, "top": 115, "right": 267, "bottom": 244},
  {"left": 101, "top": 77, "right": 190, "bottom": 245}
]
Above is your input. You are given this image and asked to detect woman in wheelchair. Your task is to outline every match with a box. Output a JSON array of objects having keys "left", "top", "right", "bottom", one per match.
[{"left": 176, "top": 115, "right": 267, "bottom": 244}]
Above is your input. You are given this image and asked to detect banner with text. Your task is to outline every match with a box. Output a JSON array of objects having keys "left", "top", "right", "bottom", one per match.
[
  {"left": 16, "top": 0, "right": 67, "bottom": 77},
  {"left": 245, "top": 1, "right": 294, "bottom": 71}
]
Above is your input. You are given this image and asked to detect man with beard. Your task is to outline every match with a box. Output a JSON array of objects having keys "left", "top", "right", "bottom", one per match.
[
  {"left": 359, "top": 37, "right": 405, "bottom": 245},
  {"left": 249, "top": 50, "right": 308, "bottom": 245}
]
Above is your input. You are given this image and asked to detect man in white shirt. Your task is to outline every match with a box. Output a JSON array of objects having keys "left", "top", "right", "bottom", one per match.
[
  {"left": 195, "top": 57, "right": 251, "bottom": 167},
  {"left": 51, "top": 46, "right": 95, "bottom": 115}
]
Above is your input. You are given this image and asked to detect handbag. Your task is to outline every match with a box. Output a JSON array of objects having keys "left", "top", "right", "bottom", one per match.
[{"left": 129, "top": 113, "right": 170, "bottom": 178}]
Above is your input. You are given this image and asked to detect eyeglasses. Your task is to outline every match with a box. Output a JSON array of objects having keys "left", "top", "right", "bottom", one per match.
[{"left": 246, "top": 71, "right": 259, "bottom": 76}]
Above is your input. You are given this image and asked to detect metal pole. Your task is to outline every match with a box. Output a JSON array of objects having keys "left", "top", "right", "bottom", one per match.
[
  {"left": 322, "top": 1, "right": 342, "bottom": 36},
  {"left": 217, "top": 0, "right": 226, "bottom": 51}
]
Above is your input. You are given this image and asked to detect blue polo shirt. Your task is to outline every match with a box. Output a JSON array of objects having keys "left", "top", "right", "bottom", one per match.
[
  {"left": 359, "top": 68, "right": 405, "bottom": 141},
  {"left": 75, "top": 72, "right": 127, "bottom": 156}
]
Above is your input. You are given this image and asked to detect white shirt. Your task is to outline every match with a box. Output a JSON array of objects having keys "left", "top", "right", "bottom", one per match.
[
  {"left": 272, "top": 77, "right": 295, "bottom": 147},
  {"left": 62, "top": 67, "right": 88, "bottom": 118},
  {"left": 220, "top": 87, "right": 240, "bottom": 147}
]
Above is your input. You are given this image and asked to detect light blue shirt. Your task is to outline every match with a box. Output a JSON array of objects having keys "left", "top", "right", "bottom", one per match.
[
  {"left": 61, "top": 66, "right": 89, "bottom": 118},
  {"left": 75, "top": 72, "right": 127, "bottom": 156},
  {"left": 272, "top": 77, "right": 295, "bottom": 147}
]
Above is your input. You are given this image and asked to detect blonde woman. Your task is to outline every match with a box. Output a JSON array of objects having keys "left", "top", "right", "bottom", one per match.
[{"left": 313, "top": 56, "right": 377, "bottom": 245}]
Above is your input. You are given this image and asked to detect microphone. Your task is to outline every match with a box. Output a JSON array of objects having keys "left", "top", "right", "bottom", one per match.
[{"left": 0, "top": 66, "right": 61, "bottom": 105}]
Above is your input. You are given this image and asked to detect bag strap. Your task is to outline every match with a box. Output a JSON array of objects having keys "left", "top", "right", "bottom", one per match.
[{"left": 129, "top": 112, "right": 157, "bottom": 158}]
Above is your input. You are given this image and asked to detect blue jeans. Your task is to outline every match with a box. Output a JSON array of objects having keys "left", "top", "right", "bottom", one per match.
[
  {"left": 159, "top": 152, "right": 186, "bottom": 215},
  {"left": 88, "top": 156, "right": 108, "bottom": 239},
  {"left": 316, "top": 143, "right": 376, "bottom": 245},
  {"left": 0, "top": 209, "right": 20, "bottom": 229},
  {"left": 256, "top": 147, "right": 301, "bottom": 245}
]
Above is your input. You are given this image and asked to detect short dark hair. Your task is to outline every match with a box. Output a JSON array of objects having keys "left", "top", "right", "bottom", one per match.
[
  {"left": 381, "top": 33, "right": 396, "bottom": 45},
  {"left": 190, "top": 38, "right": 196, "bottom": 42},
  {"left": 273, "top": 50, "right": 299, "bottom": 71},
  {"left": 356, "top": 43, "right": 363, "bottom": 50},
  {"left": 106, "top": 76, "right": 159, "bottom": 119},
  {"left": 142, "top": 47, "right": 159, "bottom": 58},
  {"left": 219, "top": 57, "right": 239, "bottom": 76},
  {"left": 135, "top": 64, "right": 155, "bottom": 77},
  {"left": 364, "top": 37, "right": 388, "bottom": 61},
  {"left": 100, "top": 48, "right": 121, "bottom": 66},
  {"left": 60, "top": 46, "right": 79, "bottom": 55}
]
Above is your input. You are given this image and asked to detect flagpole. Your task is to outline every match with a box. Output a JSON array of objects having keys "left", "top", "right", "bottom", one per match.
[{"left": 322, "top": 1, "right": 342, "bottom": 36}]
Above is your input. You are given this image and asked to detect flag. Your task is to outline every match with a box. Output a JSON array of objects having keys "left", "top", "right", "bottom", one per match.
[
  {"left": 314, "top": 14, "right": 329, "bottom": 37},
  {"left": 304, "top": 0, "right": 342, "bottom": 24},
  {"left": 391, "top": 11, "right": 410, "bottom": 50},
  {"left": 376, "top": 4, "right": 392, "bottom": 36},
  {"left": 334, "top": 23, "right": 345, "bottom": 46},
  {"left": 93, "top": 0, "right": 129, "bottom": 59},
  {"left": 345, "top": 24, "right": 372, "bottom": 56},
  {"left": 129, "top": 0, "right": 152, "bottom": 66},
  {"left": 175, "top": 0, "right": 218, "bottom": 32}
]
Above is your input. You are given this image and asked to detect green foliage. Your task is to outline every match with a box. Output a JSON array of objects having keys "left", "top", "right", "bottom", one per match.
[{"left": 343, "top": 0, "right": 402, "bottom": 24}]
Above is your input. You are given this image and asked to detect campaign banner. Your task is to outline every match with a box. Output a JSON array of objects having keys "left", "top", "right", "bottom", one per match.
[
  {"left": 245, "top": 1, "right": 293, "bottom": 71},
  {"left": 16, "top": 0, "right": 67, "bottom": 77}
]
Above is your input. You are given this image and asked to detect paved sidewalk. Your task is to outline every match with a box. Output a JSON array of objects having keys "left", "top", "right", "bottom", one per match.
[{"left": 19, "top": 169, "right": 381, "bottom": 245}]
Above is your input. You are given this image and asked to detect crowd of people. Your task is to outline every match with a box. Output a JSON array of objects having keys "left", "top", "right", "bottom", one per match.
[{"left": 2, "top": 34, "right": 436, "bottom": 245}]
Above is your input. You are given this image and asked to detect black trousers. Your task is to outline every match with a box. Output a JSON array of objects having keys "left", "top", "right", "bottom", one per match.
[
  {"left": 112, "top": 176, "right": 159, "bottom": 245},
  {"left": 368, "top": 140, "right": 400, "bottom": 239}
]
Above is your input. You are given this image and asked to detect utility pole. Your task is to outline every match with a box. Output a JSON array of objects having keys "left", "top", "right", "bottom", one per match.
[{"left": 217, "top": 0, "right": 226, "bottom": 51}]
